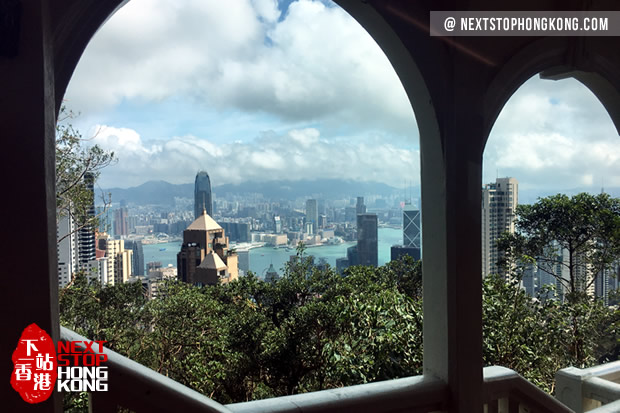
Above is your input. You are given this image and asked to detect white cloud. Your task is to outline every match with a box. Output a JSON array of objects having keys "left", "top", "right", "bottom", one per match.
[
  {"left": 88, "top": 125, "right": 418, "bottom": 188},
  {"left": 484, "top": 76, "right": 620, "bottom": 191},
  {"left": 65, "top": 0, "right": 416, "bottom": 137}
]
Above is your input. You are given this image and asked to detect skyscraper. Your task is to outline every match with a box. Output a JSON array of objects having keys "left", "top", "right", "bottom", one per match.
[
  {"left": 194, "top": 171, "right": 213, "bottom": 219},
  {"left": 125, "top": 240, "right": 144, "bottom": 276},
  {"left": 403, "top": 204, "right": 421, "bottom": 249},
  {"left": 356, "top": 197, "right": 366, "bottom": 215},
  {"left": 114, "top": 207, "right": 128, "bottom": 236},
  {"left": 305, "top": 199, "right": 318, "bottom": 234},
  {"left": 357, "top": 213, "right": 378, "bottom": 267},
  {"left": 481, "top": 177, "right": 518, "bottom": 278},
  {"left": 77, "top": 172, "right": 96, "bottom": 268}
]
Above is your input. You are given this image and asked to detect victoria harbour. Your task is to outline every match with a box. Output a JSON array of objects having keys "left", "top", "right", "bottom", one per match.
[{"left": 142, "top": 227, "right": 404, "bottom": 277}]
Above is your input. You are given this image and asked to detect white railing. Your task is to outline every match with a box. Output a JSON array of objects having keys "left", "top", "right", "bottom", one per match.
[
  {"left": 63, "top": 327, "right": 578, "bottom": 412},
  {"left": 556, "top": 361, "right": 620, "bottom": 412},
  {"left": 483, "top": 366, "right": 573, "bottom": 413}
]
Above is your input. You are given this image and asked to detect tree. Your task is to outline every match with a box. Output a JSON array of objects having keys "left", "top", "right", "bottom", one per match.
[
  {"left": 499, "top": 193, "right": 620, "bottom": 298},
  {"left": 56, "top": 107, "right": 115, "bottom": 241}
]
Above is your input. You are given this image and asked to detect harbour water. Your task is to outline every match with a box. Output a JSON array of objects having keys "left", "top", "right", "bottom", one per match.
[{"left": 142, "top": 227, "right": 404, "bottom": 276}]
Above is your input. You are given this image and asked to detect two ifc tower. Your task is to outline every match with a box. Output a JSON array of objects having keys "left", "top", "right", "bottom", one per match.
[{"left": 194, "top": 171, "right": 213, "bottom": 219}]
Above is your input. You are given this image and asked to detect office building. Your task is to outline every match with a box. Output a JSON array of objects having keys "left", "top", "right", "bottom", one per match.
[
  {"left": 76, "top": 173, "right": 97, "bottom": 269},
  {"left": 356, "top": 197, "right": 366, "bottom": 215},
  {"left": 481, "top": 177, "right": 518, "bottom": 278},
  {"left": 403, "top": 204, "right": 421, "bottom": 249},
  {"left": 357, "top": 213, "right": 378, "bottom": 267},
  {"left": 237, "top": 250, "right": 250, "bottom": 275},
  {"left": 391, "top": 245, "right": 420, "bottom": 261},
  {"left": 273, "top": 215, "right": 282, "bottom": 233},
  {"left": 305, "top": 199, "right": 318, "bottom": 234},
  {"left": 194, "top": 171, "right": 213, "bottom": 219},
  {"left": 125, "top": 240, "right": 144, "bottom": 276},
  {"left": 114, "top": 207, "right": 128, "bottom": 237},
  {"left": 177, "top": 210, "right": 238, "bottom": 286}
]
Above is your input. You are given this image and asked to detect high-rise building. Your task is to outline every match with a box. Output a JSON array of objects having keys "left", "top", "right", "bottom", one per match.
[
  {"left": 125, "top": 240, "right": 144, "bottom": 276},
  {"left": 356, "top": 197, "right": 367, "bottom": 215},
  {"left": 273, "top": 215, "right": 282, "bottom": 233},
  {"left": 357, "top": 213, "right": 378, "bottom": 267},
  {"left": 77, "top": 173, "right": 97, "bottom": 268},
  {"left": 390, "top": 245, "right": 420, "bottom": 261},
  {"left": 237, "top": 250, "right": 250, "bottom": 275},
  {"left": 177, "top": 210, "right": 238, "bottom": 286},
  {"left": 344, "top": 207, "right": 357, "bottom": 223},
  {"left": 57, "top": 214, "right": 78, "bottom": 288},
  {"left": 595, "top": 261, "right": 620, "bottom": 305},
  {"left": 403, "top": 204, "right": 421, "bottom": 249},
  {"left": 102, "top": 238, "right": 133, "bottom": 285},
  {"left": 194, "top": 171, "right": 213, "bottom": 219},
  {"left": 305, "top": 199, "right": 318, "bottom": 234},
  {"left": 481, "top": 177, "right": 518, "bottom": 278},
  {"left": 57, "top": 173, "right": 102, "bottom": 287},
  {"left": 390, "top": 203, "right": 421, "bottom": 264},
  {"left": 114, "top": 207, "right": 128, "bottom": 236}
]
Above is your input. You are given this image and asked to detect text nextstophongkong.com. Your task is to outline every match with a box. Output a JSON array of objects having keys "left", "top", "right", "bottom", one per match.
[{"left": 430, "top": 11, "right": 620, "bottom": 36}]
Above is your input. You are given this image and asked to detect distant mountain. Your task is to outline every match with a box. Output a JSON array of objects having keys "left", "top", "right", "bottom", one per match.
[
  {"left": 104, "top": 180, "right": 193, "bottom": 206},
  {"left": 104, "top": 179, "right": 410, "bottom": 206},
  {"left": 214, "top": 179, "right": 408, "bottom": 201}
]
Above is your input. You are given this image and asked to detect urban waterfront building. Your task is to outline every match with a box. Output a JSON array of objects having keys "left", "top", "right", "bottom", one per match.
[
  {"left": 194, "top": 171, "right": 213, "bottom": 219},
  {"left": 305, "top": 199, "right": 318, "bottom": 234},
  {"left": 237, "top": 250, "right": 250, "bottom": 275},
  {"left": 391, "top": 203, "right": 421, "bottom": 264},
  {"left": 177, "top": 210, "right": 238, "bottom": 286},
  {"left": 391, "top": 245, "right": 420, "bottom": 261},
  {"left": 357, "top": 213, "right": 378, "bottom": 267},
  {"left": 264, "top": 263, "right": 280, "bottom": 283},
  {"left": 403, "top": 204, "right": 421, "bottom": 249},
  {"left": 125, "top": 240, "right": 145, "bottom": 276},
  {"left": 100, "top": 237, "right": 133, "bottom": 285},
  {"left": 273, "top": 215, "right": 282, "bottom": 233},
  {"left": 114, "top": 207, "right": 128, "bottom": 236},
  {"left": 220, "top": 220, "right": 251, "bottom": 243},
  {"left": 481, "top": 177, "right": 519, "bottom": 278},
  {"left": 356, "top": 196, "right": 367, "bottom": 215}
]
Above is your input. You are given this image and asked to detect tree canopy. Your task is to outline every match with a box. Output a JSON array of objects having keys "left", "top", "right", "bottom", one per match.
[
  {"left": 60, "top": 252, "right": 619, "bottom": 408},
  {"left": 499, "top": 193, "right": 620, "bottom": 296},
  {"left": 56, "top": 107, "right": 115, "bottom": 239}
]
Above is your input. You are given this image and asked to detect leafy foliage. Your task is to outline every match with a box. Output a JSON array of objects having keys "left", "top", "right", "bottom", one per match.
[
  {"left": 60, "top": 252, "right": 618, "bottom": 405},
  {"left": 499, "top": 193, "right": 620, "bottom": 296},
  {"left": 56, "top": 107, "right": 115, "bottom": 237}
]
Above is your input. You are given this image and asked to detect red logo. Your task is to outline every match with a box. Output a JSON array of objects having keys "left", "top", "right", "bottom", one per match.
[{"left": 10, "top": 323, "right": 58, "bottom": 403}]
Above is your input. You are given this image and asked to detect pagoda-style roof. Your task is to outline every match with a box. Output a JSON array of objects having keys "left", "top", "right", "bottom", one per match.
[
  {"left": 186, "top": 210, "right": 222, "bottom": 231},
  {"left": 198, "top": 252, "right": 227, "bottom": 271}
]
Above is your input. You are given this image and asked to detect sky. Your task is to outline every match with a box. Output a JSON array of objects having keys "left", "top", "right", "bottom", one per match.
[{"left": 64, "top": 0, "right": 620, "bottom": 196}]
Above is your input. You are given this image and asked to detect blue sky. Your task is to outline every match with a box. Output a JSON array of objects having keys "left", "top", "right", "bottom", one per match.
[{"left": 65, "top": 0, "right": 620, "bottom": 193}]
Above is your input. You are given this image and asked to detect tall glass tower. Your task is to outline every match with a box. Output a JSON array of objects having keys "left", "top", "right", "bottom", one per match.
[
  {"left": 194, "top": 171, "right": 213, "bottom": 219},
  {"left": 403, "top": 204, "right": 421, "bottom": 248}
]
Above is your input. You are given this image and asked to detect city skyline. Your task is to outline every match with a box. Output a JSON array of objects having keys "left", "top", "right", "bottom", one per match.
[{"left": 65, "top": 0, "right": 619, "bottom": 194}]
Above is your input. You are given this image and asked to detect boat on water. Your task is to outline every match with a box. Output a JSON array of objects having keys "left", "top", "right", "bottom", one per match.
[{"left": 159, "top": 248, "right": 166, "bottom": 251}]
